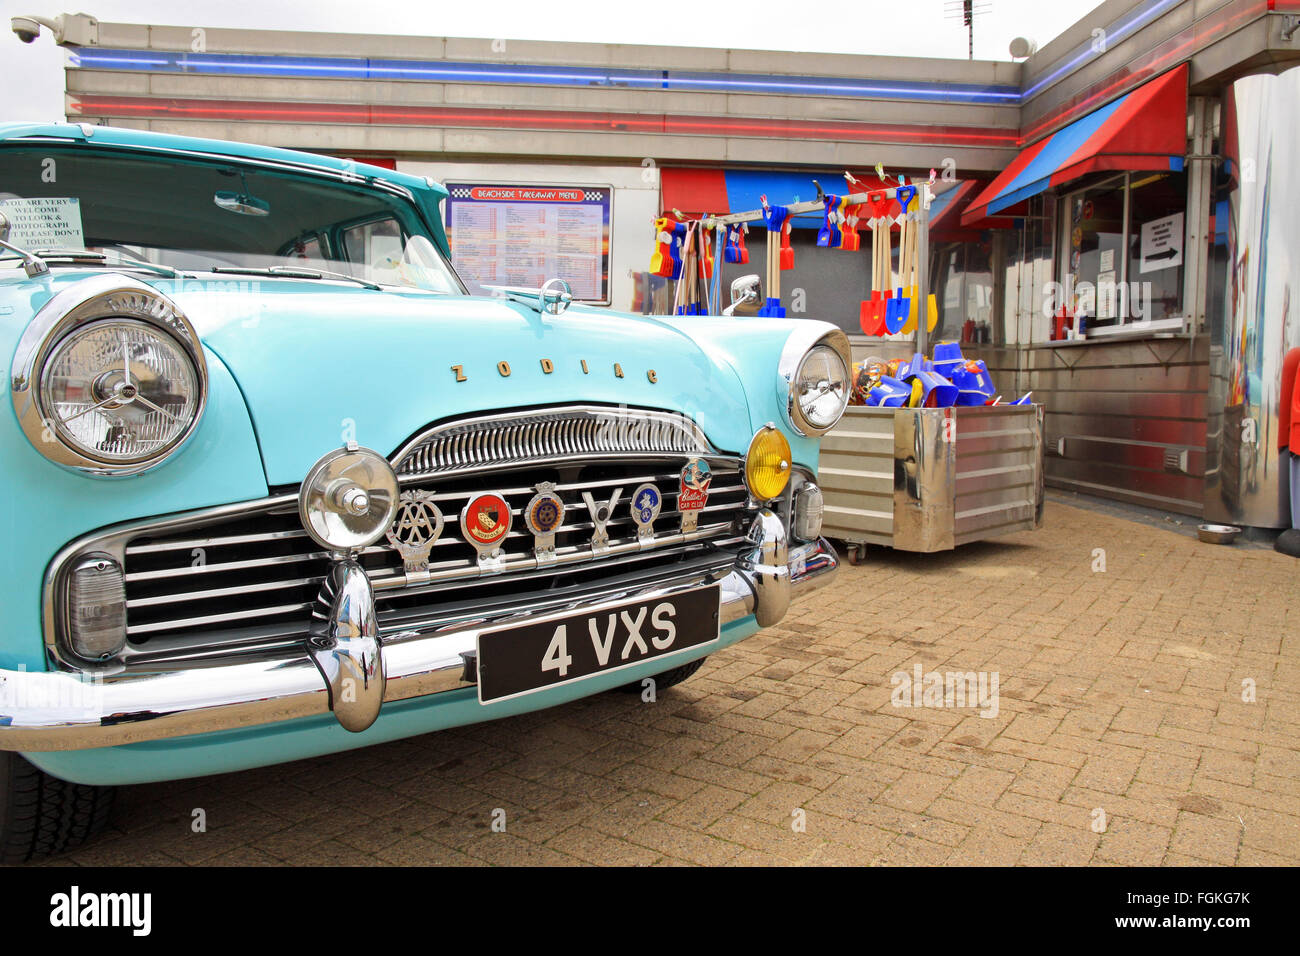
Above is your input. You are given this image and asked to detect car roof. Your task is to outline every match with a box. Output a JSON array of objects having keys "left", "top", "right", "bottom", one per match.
[
  {"left": 0, "top": 122, "right": 451, "bottom": 254},
  {"left": 0, "top": 123, "right": 443, "bottom": 197}
]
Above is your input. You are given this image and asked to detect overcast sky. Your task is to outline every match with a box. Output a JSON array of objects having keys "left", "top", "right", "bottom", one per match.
[{"left": 3, "top": 0, "right": 1105, "bottom": 123}]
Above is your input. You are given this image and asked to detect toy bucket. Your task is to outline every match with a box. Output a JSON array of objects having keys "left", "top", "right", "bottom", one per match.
[
  {"left": 931, "top": 341, "right": 964, "bottom": 380},
  {"left": 914, "top": 370, "right": 958, "bottom": 407},
  {"left": 950, "top": 359, "right": 995, "bottom": 406},
  {"left": 897, "top": 352, "right": 930, "bottom": 383},
  {"left": 862, "top": 374, "right": 912, "bottom": 407}
]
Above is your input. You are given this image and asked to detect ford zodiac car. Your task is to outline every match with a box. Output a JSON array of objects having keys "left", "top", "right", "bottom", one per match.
[{"left": 0, "top": 123, "right": 847, "bottom": 860}]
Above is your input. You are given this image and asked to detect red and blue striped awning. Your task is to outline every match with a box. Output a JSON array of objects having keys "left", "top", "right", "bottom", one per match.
[{"left": 962, "top": 64, "right": 1187, "bottom": 226}]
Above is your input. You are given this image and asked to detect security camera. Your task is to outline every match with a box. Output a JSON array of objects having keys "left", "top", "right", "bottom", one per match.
[
  {"left": 11, "top": 16, "right": 43, "bottom": 43},
  {"left": 10, "top": 13, "right": 96, "bottom": 46}
]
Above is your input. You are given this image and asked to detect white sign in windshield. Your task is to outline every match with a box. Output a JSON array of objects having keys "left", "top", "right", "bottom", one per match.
[{"left": 0, "top": 197, "right": 85, "bottom": 250}]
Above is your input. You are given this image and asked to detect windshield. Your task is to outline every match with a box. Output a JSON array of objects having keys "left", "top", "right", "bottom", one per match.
[{"left": 0, "top": 147, "right": 463, "bottom": 293}]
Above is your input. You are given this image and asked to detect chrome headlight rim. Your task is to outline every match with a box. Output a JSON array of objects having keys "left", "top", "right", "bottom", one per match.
[
  {"left": 11, "top": 274, "right": 209, "bottom": 476},
  {"left": 298, "top": 444, "right": 401, "bottom": 553},
  {"left": 777, "top": 325, "right": 852, "bottom": 437}
]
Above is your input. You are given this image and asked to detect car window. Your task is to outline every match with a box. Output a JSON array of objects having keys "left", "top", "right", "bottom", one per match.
[{"left": 0, "top": 146, "right": 463, "bottom": 294}]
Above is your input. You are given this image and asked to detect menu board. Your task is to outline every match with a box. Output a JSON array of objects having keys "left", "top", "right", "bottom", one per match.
[{"left": 446, "top": 184, "right": 611, "bottom": 303}]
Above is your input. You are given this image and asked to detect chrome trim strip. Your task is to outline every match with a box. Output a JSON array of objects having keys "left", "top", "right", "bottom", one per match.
[
  {"left": 42, "top": 492, "right": 301, "bottom": 671},
  {"left": 3, "top": 534, "right": 837, "bottom": 752},
  {"left": 392, "top": 405, "right": 718, "bottom": 476}
]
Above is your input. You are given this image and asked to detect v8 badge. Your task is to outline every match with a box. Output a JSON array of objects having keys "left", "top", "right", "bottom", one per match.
[
  {"left": 525, "top": 482, "right": 565, "bottom": 562},
  {"left": 630, "top": 482, "right": 661, "bottom": 548},
  {"left": 581, "top": 487, "right": 623, "bottom": 554}
]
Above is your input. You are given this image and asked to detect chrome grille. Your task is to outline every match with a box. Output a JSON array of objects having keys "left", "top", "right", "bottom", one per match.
[
  {"left": 393, "top": 405, "right": 715, "bottom": 477},
  {"left": 117, "top": 455, "right": 751, "bottom": 663}
]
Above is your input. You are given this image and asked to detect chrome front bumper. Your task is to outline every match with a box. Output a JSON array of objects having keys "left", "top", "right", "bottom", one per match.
[{"left": 0, "top": 512, "right": 836, "bottom": 752}]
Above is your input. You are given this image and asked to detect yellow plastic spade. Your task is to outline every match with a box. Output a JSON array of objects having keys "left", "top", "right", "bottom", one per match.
[{"left": 902, "top": 292, "right": 939, "bottom": 335}]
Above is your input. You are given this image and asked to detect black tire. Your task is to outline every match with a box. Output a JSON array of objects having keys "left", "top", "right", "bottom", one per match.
[
  {"left": 617, "top": 656, "right": 706, "bottom": 693},
  {"left": 0, "top": 751, "right": 115, "bottom": 864}
]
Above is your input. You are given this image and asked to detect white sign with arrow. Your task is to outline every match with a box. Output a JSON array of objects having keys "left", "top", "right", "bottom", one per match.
[{"left": 1139, "top": 212, "right": 1183, "bottom": 273}]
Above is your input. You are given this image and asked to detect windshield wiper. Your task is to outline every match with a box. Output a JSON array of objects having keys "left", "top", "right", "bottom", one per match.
[
  {"left": 209, "top": 264, "right": 382, "bottom": 291},
  {"left": 34, "top": 248, "right": 185, "bottom": 279}
]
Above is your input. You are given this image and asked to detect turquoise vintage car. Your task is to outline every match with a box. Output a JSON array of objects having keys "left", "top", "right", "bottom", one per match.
[{"left": 0, "top": 123, "right": 847, "bottom": 860}]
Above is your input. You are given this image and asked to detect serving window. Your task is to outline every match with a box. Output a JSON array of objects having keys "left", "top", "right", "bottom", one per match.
[{"left": 1057, "top": 170, "right": 1188, "bottom": 335}]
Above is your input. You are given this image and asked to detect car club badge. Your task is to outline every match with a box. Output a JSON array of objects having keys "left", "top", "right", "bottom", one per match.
[
  {"left": 581, "top": 486, "right": 623, "bottom": 554},
  {"left": 524, "top": 482, "right": 565, "bottom": 561},
  {"left": 385, "top": 489, "right": 445, "bottom": 576},
  {"left": 461, "top": 492, "right": 512, "bottom": 570},
  {"left": 630, "top": 482, "right": 662, "bottom": 548},
  {"left": 678, "top": 457, "right": 713, "bottom": 532}
]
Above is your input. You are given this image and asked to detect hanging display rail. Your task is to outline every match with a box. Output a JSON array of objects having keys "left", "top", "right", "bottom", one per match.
[{"left": 699, "top": 180, "right": 935, "bottom": 354}]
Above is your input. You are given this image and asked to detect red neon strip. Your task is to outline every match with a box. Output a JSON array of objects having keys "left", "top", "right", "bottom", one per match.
[
  {"left": 69, "top": 95, "right": 1020, "bottom": 148},
  {"left": 1022, "top": 0, "right": 1268, "bottom": 144}
]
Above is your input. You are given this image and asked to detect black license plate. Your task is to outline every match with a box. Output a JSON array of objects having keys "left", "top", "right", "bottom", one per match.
[{"left": 476, "top": 585, "right": 720, "bottom": 703}]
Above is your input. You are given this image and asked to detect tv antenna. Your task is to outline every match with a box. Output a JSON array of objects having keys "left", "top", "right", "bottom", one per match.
[{"left": 945, "top": 0, "right": 992, "bottom": 60}]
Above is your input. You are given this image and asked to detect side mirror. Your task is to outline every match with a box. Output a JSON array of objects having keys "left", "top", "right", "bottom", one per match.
[{"left": 723, "top": 274, "right": 762, "bottom": 316}]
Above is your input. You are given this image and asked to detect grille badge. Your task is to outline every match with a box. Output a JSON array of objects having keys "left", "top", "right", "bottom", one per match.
[
  {"left": 679, "top": 458, "right": 713, "bottom": 532},
  {"left": 385, "top": 489, "right": 445, "bottom": 574},
  {"left": 581, "top": 487, "right": 623, "bottom": 555},
  {"left": 524, "top": 482, "right": 565, "bottom": 562},
  {"left": 461, "top": 493, "right": 512, "bottom": 572},
  {"left": 630, "top": 482, "right": 662, "bottom": 549}
]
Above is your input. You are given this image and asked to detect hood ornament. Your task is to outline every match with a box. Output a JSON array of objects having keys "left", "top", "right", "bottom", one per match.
[{"left": 482, "top": 277, "right": 573, "bottom": 315}]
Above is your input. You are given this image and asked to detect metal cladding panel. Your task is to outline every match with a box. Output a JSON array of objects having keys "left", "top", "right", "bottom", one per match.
[
  {"left": 953, "top": 405, "right": 1045, "bottom": 546},
  {"left": 1205, "top": 66, "right": 1300, "bottom": 528},
  {"left": 1028, "top": 338, "right": 1208, "bottom": 516},
  {"left": 820, "top": 405, "right": 1043, "bottom": 551},
  {"left": 819, "top": 407, "right": 895, "bottom": 545}
]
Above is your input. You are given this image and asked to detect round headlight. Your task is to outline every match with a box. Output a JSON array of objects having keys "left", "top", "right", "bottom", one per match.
[
  {"left": 778, "top": 327, "right": 852, "bottom": 436},
  {"left": 794, "top": 346, "right": 850, "bottom": 431},
  {"left": 299, "top": 446, "right": 400, "bottom": 552},
  {"left": 41, "top": 319, "right": 201, "bottom": 464},
  {"left": 12, "top": 275, "right": 208, "bottom": 476},
  {"left": 745, "top": 424, "right": 792, "bottom": 501}
]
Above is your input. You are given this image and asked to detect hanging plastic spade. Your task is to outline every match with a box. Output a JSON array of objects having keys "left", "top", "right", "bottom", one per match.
[
  {"left": 886, "top": 185, "right": 917, "bottom": 334},
  {"left": 817, "top": 194, "right": 842, "bottom": 248}
]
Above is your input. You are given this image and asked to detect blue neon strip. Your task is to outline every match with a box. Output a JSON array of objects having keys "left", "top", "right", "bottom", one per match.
[
  {"left": 71, "top": 48, "right": 1020, "bottom": 104},
  {"left": 1022, "top": 0, "right": 1182, "bottom": 100}
]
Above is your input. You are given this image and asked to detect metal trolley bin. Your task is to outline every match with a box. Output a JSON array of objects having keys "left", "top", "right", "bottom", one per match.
[{"left": 819, "top": 403, "right": 1045, "bottom": 560}]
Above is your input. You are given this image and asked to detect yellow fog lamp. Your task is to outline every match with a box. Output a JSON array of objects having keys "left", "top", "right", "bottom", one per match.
[{"left": 745, "top": 424, "right": 792, "bottom": 502}]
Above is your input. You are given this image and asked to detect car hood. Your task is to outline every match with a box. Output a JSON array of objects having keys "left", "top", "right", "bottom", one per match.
[{"left": 154, "top": 278, "right": 755, "bottom": 486}]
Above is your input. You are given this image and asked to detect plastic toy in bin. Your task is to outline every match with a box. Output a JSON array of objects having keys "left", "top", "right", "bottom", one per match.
[
  {"left": 851, "top": 359, "right": 911, "bottom": 407},
  {"left": 951, "top": 359, "right": 996, "bottom": 405},
  {"left": 899, "top": 352, "right": 958, "bottom": 408},
  {"left": 931, "top": 341, "right": 965, "bottom": 380}
]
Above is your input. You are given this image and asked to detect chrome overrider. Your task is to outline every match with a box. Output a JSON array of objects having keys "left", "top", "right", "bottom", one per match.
[
  {"left": 307, "top": 558, "right": 385, "bottom": 734},
  {"left": 0, "top": 512, "right": 836, "bottom": 752}
]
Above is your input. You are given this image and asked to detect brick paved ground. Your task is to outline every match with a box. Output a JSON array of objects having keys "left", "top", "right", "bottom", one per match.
[{"left": 40, "top": 500, "right": 1300, "bottom": 866}]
